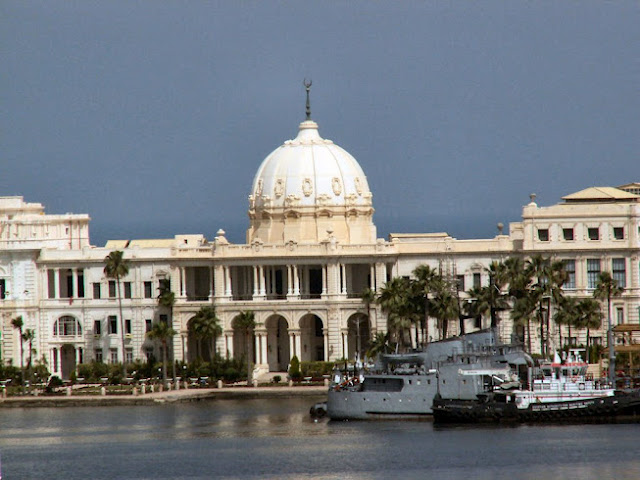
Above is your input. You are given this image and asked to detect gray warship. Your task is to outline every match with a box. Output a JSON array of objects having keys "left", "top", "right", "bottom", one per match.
[{"left": 325, "top": 329, "right": 532, "bottom": 420}]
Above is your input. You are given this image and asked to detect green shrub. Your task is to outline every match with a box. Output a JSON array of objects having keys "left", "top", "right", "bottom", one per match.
[
  {"left": 289, "top": 356, "right": 302, "bottom": 380},
  {"left": 300, "top": 361, "right": 335, "bottom": 378}
]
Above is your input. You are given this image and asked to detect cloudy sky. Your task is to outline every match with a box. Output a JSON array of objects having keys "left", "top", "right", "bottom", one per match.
[{"left": 2, "top": 1, "right": 638, "bottom": 246}]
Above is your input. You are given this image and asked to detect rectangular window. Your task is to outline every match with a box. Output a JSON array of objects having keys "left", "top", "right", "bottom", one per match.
[
  {"left": 145, "top": 319, "right": 152, "bottom": 333},
  {"left": 94, "top": 320, "right": 102, "bottom": 335},
  {"left": 562, "top": 228, "right": 574, "bottom": 241},
  {"left": 108, "top": 281, "right": 116, "bottom": 298},
  {"left": 612, "top": 258, "right": 626, "bottom": 288},
  {"left": 537, "top": 228, "right": 549, "bottom": 241},
  {"left": 110, "top": 349, "right": 118, "bottom": 364},
  {"left": 588, "top": 227, "right": 600, "bottom": 240},
  {"left": 456, "top": 275, "right": 465, "bottom": 292},
  {"left": 93, "top": 283, "right": 101, "bottom": 299},
  {"left": 473, "top": 273, "right": 481, "bottom": 289},
  {"left": 124, "top": 282, "right": 132, "bottom": 299},
  {"left": 77, "top": 270, "right": 85, "bottom": 298},
  {"left": 108, "top": 315, "right": 118, "bottom": 334},
  {"left": 0, "top": 279, "right": 5, "bottom": 299},
  {"left": 587, "top": 259, "right": 600, "bottom": 289},
  {"left": 590, "top": 337, "right": 602, "bottom": 346},
  {"left": 144, "top": 281, "right": 153, "bottom": 298},
  {"left": 125, "top": 319, "right": 132, "bottom": 335},
  {"left": 613, "top": 227, "right": 624, "bottom": 240},
  {"left": 95, "top": 349, "right": 103, "bottom": 362},
  {"left": 563, "top": 260, "right": 576, "bottom": 289},
  {"left": 160, "top": 314, "right": 168, "bottom": 324},
  {"left": 125, "top": 349, "right": 133, "bottom": 364},
  {"left": 145, "top": 348, "right": 154, "bottom": 362},
  {"left": 616, "top": 307, "right": 624, "bottom": 325}
]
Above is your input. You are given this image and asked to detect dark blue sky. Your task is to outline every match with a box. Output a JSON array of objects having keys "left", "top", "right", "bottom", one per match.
[{"left": 2, "top": 2, "right": 638, "bottom": 246}]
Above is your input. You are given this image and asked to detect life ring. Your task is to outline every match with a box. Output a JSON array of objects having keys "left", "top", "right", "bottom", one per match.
[{"left": 579, "top": 383, "right": 585, "bottom": 390}]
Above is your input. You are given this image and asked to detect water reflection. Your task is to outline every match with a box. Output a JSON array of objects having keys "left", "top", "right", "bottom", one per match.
[{"left": 1, "top": 397, "right": 640, "bottom": 480}]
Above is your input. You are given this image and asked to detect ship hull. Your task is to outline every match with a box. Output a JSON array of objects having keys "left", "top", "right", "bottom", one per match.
[{"left": 432, "top": 390, "right": 640, "bottom": 424}]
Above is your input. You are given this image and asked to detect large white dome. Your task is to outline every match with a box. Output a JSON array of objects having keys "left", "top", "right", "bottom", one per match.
[
  {"left": 247, "top": 119, "right": 376, "bottom": 245},
  {"left": 249, "top": 120, "right": 373, "bottom": 210}
]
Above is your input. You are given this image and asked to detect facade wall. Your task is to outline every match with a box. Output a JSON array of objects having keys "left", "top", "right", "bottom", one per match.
[{"left": 1, "top": 189, "right": 639, "bottom": 378}]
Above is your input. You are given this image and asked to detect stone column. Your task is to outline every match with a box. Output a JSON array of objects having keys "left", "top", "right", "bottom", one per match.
[
  {"left": 293, "top": 265, "right": 300, "bottom": 296},
  {"left": 253, "top": 266, "right": 260, "bottom": 297},
  {"left": 225, "top": 332, "right": 234, "bottom": 359},
  {"left": 323, "top": 330, "right": 329, "bottom": 361},
  {"left": 340, "top": 264, "right": 347, "bottom": 295},
  {"left": 209, "top": 266, "right": 214, "bottom": 300},
  {"left": 224, "top": 267, "right": 232, "bottom": 297},
  {"left": 294, "top": 331, "right": 302, "bottom": 361},
  {"left": 180, "top": 267, "right": 186, "bottom": 297},
  {"left": 289, "top": 333, "right": 295, "bottom": 359},
  {"left": 72, "top": 268, "right": 79, "bottom": 298},
  {"left": 213, "top": 265, "right": 225, "bottom": 299},
  {"left": 259, "top": 266, "right": 266, "bottom": 296},
  {"left": 322, "top": 265, "right": 327, "bottom": 296},
  {"left": 54, "top": 268, "right": 60, "bottom": 299},
  {"left": 260, "top": 334, "right": 268, "bottom": 364},
  {"left": 341, "top": 330, "right": 348, "bottom": 359}
]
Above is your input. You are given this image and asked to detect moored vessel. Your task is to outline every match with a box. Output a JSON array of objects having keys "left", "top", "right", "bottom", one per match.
[
  {"left": 326, "top": 329, "right": 531, "bottom": 420},
  {"left": 432, "top": 349, "right": 640, "bottom": 423}
]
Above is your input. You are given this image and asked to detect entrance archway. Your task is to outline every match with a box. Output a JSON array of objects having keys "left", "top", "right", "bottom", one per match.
[
  {"left": 265, "top": 315, "right": 289, "bottom": 371},
  {"left": 347, "top": 313, "right": 371, "bottom": 361},
  {"left": 299, "top": 314, "right": 325, "bottom": 362},
  {"left": 60, "top": 344, "right": 76, "bottom": 380}
]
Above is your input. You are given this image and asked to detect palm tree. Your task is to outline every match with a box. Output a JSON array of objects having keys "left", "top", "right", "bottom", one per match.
[
  {"left": 366, "top": 331, "right": 392, "bottom": 360},
  {"left": 378, "top": 277, "right": 415, "bottom": 351},
  {"left": 359, "top": 288, "right": 377, "bottom": 355},
  {"left": 192, "top": 306, "right": 222, "bottom": 360},
  {"left": 147, "top": 319, "right": 176, "bottom": 387},
  {"left": 234, "top": 311, "right": 257, "bottom": 383},
  {"left": 11, "top": 316, "right": 24, "bottom": 385},
  {"left": 594, "top": 271, "right": 623, "bottom": 384},
  {"left": 157, "top": 279, "right": 176, "bottom": 380},
  {"left": 575, "top": 298, "right": 603, "bottom": 363},
  {"left": 554, "top": 296, "right": 579, "bottom": 349},
  {"left": 485, "top": 261, "right": 509, "bottom": 328},
  {"left": 104, "top": 250, "right": 130, "bottom": 376},
  {"left": 429, "top": 282, "right": 459, "bottom": 340},
  {"left": 22, "top": 328, "right": 36, "bottom": 370},
  {"left": 412, "top": 265, "right": 440, "bottom": 345}
]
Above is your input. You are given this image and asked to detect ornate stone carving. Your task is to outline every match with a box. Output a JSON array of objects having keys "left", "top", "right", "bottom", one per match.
[
  {"left": 255, "top": 179, "right": 263, "bottom": 197},
  {"left": 274, "top": 178, "right": 285, "bottom": 198},
  {"left": 302, "top": 178, "right": 313, "bottom": 197},
  {"left": 317, "top": 193, "right": 331, "bottom": 205},
  {"left": 285, "top": 194, "right": 300, "bottom": 207},
  {"left": 354, "top": 177, "right": 363, "bottom": 196},
  {"left": 332, "top": 177, "right": 342, "bottom": 196}
]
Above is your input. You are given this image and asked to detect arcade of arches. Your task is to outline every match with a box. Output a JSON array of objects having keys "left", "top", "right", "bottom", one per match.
[{"left": 185, "top": 312, "right": 373, "bottom": 372}]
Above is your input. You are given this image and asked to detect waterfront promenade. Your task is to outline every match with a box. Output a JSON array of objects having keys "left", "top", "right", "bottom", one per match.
[{"left": 0, "top": 384, "right": 327, "bottom": 408}]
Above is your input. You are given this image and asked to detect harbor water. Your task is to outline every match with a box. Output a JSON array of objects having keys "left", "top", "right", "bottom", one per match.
[{"left": 1, "top": 396, "right": 640, "bottom": 479}]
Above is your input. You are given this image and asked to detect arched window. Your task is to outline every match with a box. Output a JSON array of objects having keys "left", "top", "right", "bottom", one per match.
[{"left": 54, "top": 316, "right": 82, "bottom": 336}]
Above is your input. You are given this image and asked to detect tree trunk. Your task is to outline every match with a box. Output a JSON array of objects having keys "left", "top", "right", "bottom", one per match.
[
  {"left": 161, "top": 341, "right": 168, "bottom": 387},
  {"left": 526, "top": 319, "right": 532, "bottom": 354},
  {"left": 117, "top": 277, "right": 127, "bottom": 377},
  {"left": 246, "top": 331, "right": 253, "bottom": 384}
]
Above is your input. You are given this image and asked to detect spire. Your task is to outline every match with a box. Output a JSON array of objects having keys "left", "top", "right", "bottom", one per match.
[{"left": 304, "top": 79, "right": 312, "bottom": 120}]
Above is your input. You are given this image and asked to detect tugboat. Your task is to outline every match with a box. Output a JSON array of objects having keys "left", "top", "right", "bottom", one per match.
[
  {"left": 432, "top": 349, "right": 640, "bottom": 423},
  {"left": 326, "top": 329, "right": 532, "bottom": 420}
]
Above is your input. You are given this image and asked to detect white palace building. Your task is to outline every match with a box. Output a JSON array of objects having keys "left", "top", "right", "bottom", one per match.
[{"left": 1, "top": 111, "right": 639, "bottom": 379}]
